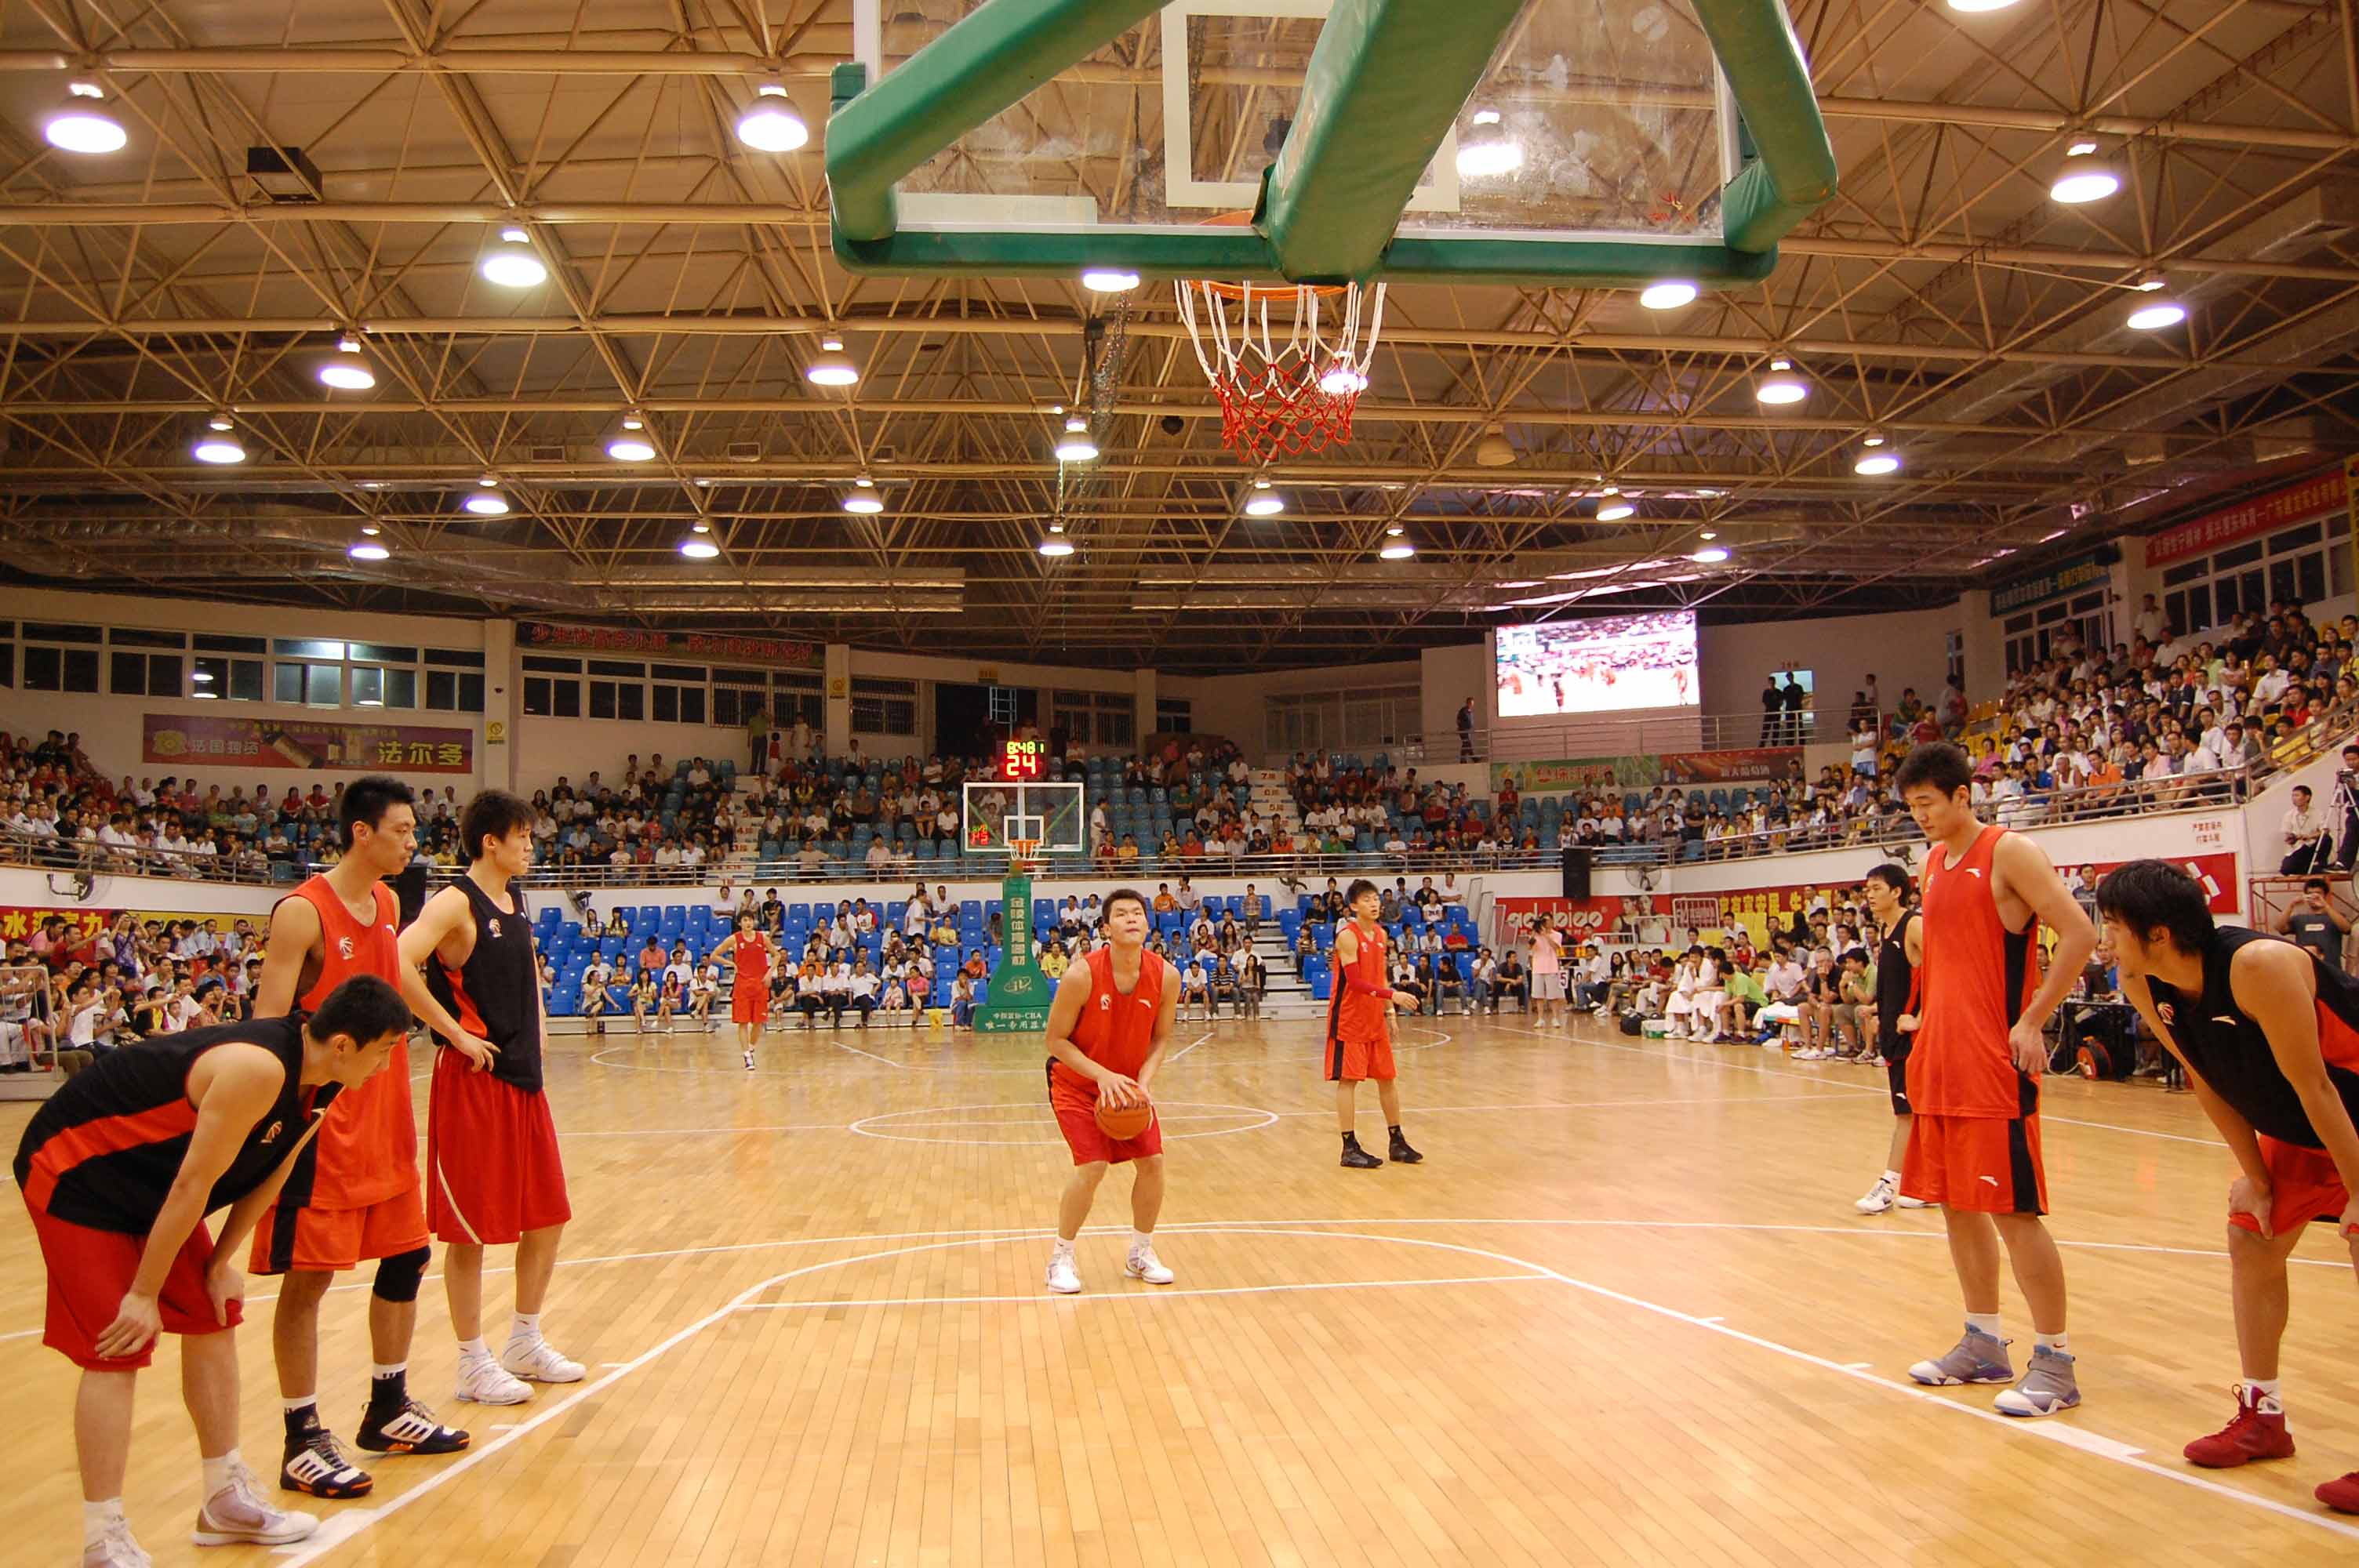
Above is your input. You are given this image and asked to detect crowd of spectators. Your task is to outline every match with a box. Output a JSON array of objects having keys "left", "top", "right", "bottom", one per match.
[{"left": 0, "top": 907, "right": 269, "bottom": 1074}]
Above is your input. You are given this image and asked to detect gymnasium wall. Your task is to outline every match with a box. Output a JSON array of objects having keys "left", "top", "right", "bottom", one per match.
[{"left": 1695, "top": 604, "right": 1958, "bottom": 722}]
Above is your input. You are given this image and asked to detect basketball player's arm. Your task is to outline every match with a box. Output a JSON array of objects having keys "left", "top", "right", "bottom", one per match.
[
  {"left": 1042, "top": 967, "right": 1139, "bottom": 1109},
  {"left": 2236, "top": 943, "right": 2359, "bottom": 1232},
  {"left": 94, "top": 1042, "right": 285, "bottom": 1357},
  {"left": 249, "top": 894, "right": 322, "bottom": 1020},
  {"left": 1135, "top": 961, "right": 1182, "bottom": 1096},
  {"left": 1993, "top": 833, "right": 2098, "bottom": 1074},
  {"left": 394, "top": 887, "right": 498, "bottom": 1070},
  {"left": 2121, "top": 976, "right": 2274, "bottom": 1224}
]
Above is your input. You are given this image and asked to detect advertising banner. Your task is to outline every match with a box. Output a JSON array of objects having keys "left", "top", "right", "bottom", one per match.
[
  {"left": 144, "top": 714, "right": 473, "bottom": 774},
  {"left": 1496, "top": 748, "right": 1802, "bottom": 793}
]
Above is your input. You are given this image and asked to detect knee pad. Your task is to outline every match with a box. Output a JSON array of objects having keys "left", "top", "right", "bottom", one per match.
[{"left": 372, "top": 1245, "right": 431, "bottom": 1304}]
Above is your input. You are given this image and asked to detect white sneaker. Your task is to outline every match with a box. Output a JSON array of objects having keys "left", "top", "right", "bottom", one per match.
[
  {"left": 83, "top": 1518, "right": 151, "bottom": 1568},
  {"left": 1125, "top": 1245, "right": 1175, "bottom": 1285},
  {"left": 453, "top": 1352, "right": 533, "bottom": 1406},
  {"left": 1856, "top": 1176, "right": 1897, "bottom": 1214},
  {"left": 742, "top": 1048, "right": 755, "bottom": 1070},
  {"left": 190, "top": 1457, "right": 318, "bottom": 1546},
  {"left": 1897, "top": 1193, "right": 1932, "bottom": 1209},
  {"left": 1045, "top": 1251, "right": 1081, "bottom": 1294},
  {"left": 501, "top": 1337, "right": 585, "bottom": 1384}
]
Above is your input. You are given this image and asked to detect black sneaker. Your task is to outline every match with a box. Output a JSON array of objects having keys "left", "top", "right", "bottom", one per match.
[
  {"left": 280, "top": 1425, "right": 373, "bottom": 1497},
  {"left": 356, "top": 1395, "right": 471, "bottom": 1455},
  {"left": 1388, "top": 1133, "right": 1424, "bottom": 1165},
  {"left": 1341, "top": 1143, "right": 1384, "bottom": 1169}
]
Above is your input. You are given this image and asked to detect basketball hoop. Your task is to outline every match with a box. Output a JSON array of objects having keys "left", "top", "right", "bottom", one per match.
[
  {"left": 1176, "top": 278, "right": 1386, "bottom": 461},
  {"left": 1009, "top": 837, "right": 1041, "bottom": 869}
]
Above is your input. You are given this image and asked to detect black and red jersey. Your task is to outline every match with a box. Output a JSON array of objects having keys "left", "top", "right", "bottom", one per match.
[
  {"left": 423, "top": 877, "right": 544, "bottom": 1094},
  {"left": 13, "top": 1016, "right": 334, "bottom": 1232},
  {"left": 2141, "top": 925, "right": 2359, "bottom": 1149}
]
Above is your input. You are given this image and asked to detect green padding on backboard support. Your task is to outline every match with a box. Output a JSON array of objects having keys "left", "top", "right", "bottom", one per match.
[
  {"left": 1257, "top": 0, "right": 1529, "bottom": 283},
  {"left": 1693, "top": 0, "right": 1838, "bottom": 252}
]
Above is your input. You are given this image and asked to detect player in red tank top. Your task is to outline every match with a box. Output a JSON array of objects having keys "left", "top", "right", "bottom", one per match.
[
  {"left": 1041, "top": 888, "right": 1178, "bottom": 1294},
  {"left": 711, "top": 912, "right": 776, "bottom": 1069},
  {"left": 1893, "top": 742, "right": 2096, "bottom": 1418},
  {"left": 1328, "top": 879, "right": 1423, "bottom": 1169},
  {"left": 246, "top": 778, "right": 467, "bottom": 1500}
]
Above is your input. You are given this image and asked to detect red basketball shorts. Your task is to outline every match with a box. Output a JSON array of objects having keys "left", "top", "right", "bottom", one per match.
[
  {"left": 1901, "top": 1112, "right": 2047, "bottom": 1215},
  {"left": 1049, "top": 1091, "right": 1164, "bottom": 1167},
  {"left": 2230, "top": 1135, "right": 2355, "bottom": 1238},
  {"left": 1325, "top": 1025, "right": 1396, "bottom": 1083},
  {"left": 427, "top": 1054, "right": 572, "bottom": 1246},
  {"left": 731, "top": 985, "right": 767, "bottom": 1025},
  {"left": 24, "top": 1198, "right": 241, "bottom": 1370},
  {"left": 249, "top": 1183, "right": 428, "bottom": 1276}
]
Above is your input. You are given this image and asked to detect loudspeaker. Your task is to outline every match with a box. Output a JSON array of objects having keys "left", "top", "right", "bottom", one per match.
[
  {"left": 1561, "top": 846, "right": 1592, "bottom": 902},
  {"left": 391, "top": 863, "right": 430, "bottom": 927}
]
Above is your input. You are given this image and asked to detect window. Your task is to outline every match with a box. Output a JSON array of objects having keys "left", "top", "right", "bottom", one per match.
[
  {"left": 349, "top": 642, "right": 418, "bottom": 664},
  {"left": 24, "top": 643, "right": 100, "bottom": 693},
  {"left": 650, "top": 662, "right": 707, "bottom": 726},
  {"left": 773, "top": 672, "right": 824, "bottom": 729},
  {"left": 274, "top": 662, "right": 343, "bottom": 706},
  {"left": 194, "top": 633, "right": 267, "bottom": 655},
  {"left": 2161, "top": 516, "right": 2332, "bottom": 638},
  {"left": 589, "top": 680, "right": 645, "bottom": 722},
  {"left": 193, "top": 655, "right": 265, "bottom": 702},
  {"left": 425, "top": 670, "right": 485, "bottom": 712},
  {"left": 111, "top": 651, "right": 183, "bottom": 696},
  {"left": 1265, "top": 684, "right": 1421, "bottom": 753},
  {"left": 109, "top": 627, "right": 186, "bottom": 650},
  {"left": 522, "top": 655, "right": 583, "bottom": 674},
  {"left": 0, "top": 643, "right": 12, "bottom": 688},
  {"left": 851, "top": 677, "right": 918, "bottom": 736},
  {"left": 522, "top": 675, "right": 581, "bottom": 718},
  {"left": 273, "top": 638, "right": 347, "bottom": 659},
  {"left": 350, "top": 666, "right": 416, "bottom": 709},
  {"left": 24, "top": 621, "right": 101, "bottom": 644},
  {"left": 1157, "top": 698, "right": 1193, "bottom": 735},
  {"left": 1945, "top": 631, "right": 1964, "bottom": 689}
]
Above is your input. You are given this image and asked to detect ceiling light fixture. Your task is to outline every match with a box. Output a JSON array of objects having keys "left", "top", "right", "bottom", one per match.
[
  {"left": 1081, "top": 267, "right": 1141, "bottom": 293},
  {"left": 1379, "top": 539, "right": 1417, "bottom": 561},
  {"left": 1639, "top": 280, "right": 1698, "bottom": 310},
  {"left": 191, "top": 413, "right": 246, "bottom": 464},
  {"left": 478, "top": 227, "right": 547, "bottom": 288},
  {"left": 805, "top": 336, "right": 860, "bottom": 387},
  {"left": 678, "top": 535, "right": 722, "bottom": 560},
  {"left": 2126, "top": 299, "right": 2186, "bottom": 331},
  {"left": 2049, "top": 151, "right": 2120, "bottom": 205},
  {"left": 606, "top": 414, "right": 656, "bottom": 462},
  {"left": 317, "top": 332, "right": 375, "bottom": 390},
  {"left": 1596, "top": 499, "right": 1635, "bottom": 522},
  {"left": 842, "top": 477, "right": 885, "bottom": 514},
  {"left": 42, "top": 82, "right": 126, "bottom": 154},
  {"left": 1455, "top": 109, "right": 1521, "bottom": 178},
  {"left": 463, "top": 477, "right": 511, "bottom": 516},
  {"left": 734, "top": 82, "right": 809, "bottom": 152},
  {"left": 2132, "top": 270, "right": 2168, "bottom": 292},
  {"left": 1855, "top": 451, "right": 1902, "bottom": 475},
  {"left": 1037, "top": 524, "right": 1076, "bottom": 558},
  {"left": 1944, "top": 0, "right": 2024, "bottom": 12},
  {"left": 1318, "top": 362, "right": 1369, "bottom": 396},
  {"left": 347, "top": 539, "right": 390, "bottom": 561},
  {"left": 1754, "top": 358, "right": 1808, "bottom": 405},
  {"left": 1475, "top": 423, "right": 1517, "bottom": 466},
  {"left": 1690, "top": 546, "right": 1730, "bottom": 563},
  {"left": 1054, "top": 416, "right": 1099, "bottom": 463},
  {"left": 1698, "top": 530, "right": 1717, "bottom": 541},
  {"left": 1244, "top": 491, "right": 1285, "bottom": 517}
]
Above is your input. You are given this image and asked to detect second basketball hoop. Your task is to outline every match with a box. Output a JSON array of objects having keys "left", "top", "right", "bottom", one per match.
[{"left": 1176, "top": 278, "right": 1386, "bottom": 462}]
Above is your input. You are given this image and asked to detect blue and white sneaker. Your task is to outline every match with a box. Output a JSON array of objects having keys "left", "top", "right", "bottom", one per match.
[{"left": 1908, "top": 1325, "right": 2014, "bottom": 1386}]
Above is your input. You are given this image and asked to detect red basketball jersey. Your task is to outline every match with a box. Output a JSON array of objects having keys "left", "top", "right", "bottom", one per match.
[
  {"left": 1329, "top": 920, "right": 1390, "bottom": 1045},
  {"left": 287, "top": 875, "right": 417, "bottom": 1207},
  {"left": 731, "top": 933, "right": 774, "bottom": 993},
  {"left": 1049, "top": 947, "right": 1167, "bottom": 1107},
  {"left": 1906, "top": 824, "right": 2041, "bottom": 1118}
]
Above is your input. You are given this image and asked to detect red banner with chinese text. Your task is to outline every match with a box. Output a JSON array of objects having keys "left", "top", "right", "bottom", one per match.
[{"left": 143, "top": 714, "right": 472, "bottom": 774}]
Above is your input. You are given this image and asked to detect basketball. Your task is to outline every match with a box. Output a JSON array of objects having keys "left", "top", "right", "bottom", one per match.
[{"left": 1093, "top": 1096, "right": 1154, "bottom": 1141}]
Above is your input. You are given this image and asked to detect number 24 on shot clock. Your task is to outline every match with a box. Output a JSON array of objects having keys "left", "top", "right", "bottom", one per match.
[{"left": 1002, "top": 738, "right": 1045, "bottom": 781}]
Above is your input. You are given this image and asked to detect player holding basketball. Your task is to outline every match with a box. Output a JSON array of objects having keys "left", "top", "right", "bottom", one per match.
[
  {"left": 2097, "top": 860, "right": 2359, "bottom": 1508},
  {"left": 1330, "top": 878, "right": 1424, "bottom": 1170},
  {"left": 1895, "top": 742, "right": 2094, "bottom": 1415},
  {"left": 16, "top": 975, "right": 412, "bottom": 1566},
  {"left": 1855, "top": 862, "right": 1929, "bottom": 1217},
  {"left": 1041, "top": 887, "right": 1178, "bottom": 1294},
  {"left": 398, "top": 790, "right": 580, "bottom": 1406},
  {"left": 711, "top": 911, "right": 777, "bottom": 1071},
  {"left": 246, "top": 777, "right": 470, "bottom": 1501}
]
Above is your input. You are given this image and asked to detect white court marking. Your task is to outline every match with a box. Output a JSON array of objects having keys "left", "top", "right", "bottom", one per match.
[
  {"left": 262, "top": 1222, "right": 2359, "bottom": 1564},
  {"left": 846, "top": 1099, "right": 1280, "bottom": 1146}
]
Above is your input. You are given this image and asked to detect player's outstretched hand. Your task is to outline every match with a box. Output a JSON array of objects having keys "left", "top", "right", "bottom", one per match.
[
  {"left": 2007, "top": 1018, "right": 2047, "bottom": 1076},
  {"left": 2230, "top": 1176, "right": 2274, "bottom": 1240},
  {"left": 1390, "top": 992, "right": 1419, "bottom": 1011}
]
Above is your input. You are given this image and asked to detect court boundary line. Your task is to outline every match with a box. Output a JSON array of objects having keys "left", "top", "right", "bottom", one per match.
[{"left": 265, "top": 1223, "right": 2359, "bottom": 1563}]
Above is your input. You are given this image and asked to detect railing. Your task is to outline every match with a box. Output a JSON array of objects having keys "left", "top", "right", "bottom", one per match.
[{"left": 1299, "top": 708, "right": 1844, "bottom": 770}]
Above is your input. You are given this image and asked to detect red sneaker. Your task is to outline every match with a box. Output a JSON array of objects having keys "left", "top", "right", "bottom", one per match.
[
  {"left": 2317, "top": 1471, "right": 2359, "bottom": 1513},
  {"left": 2184, "top": 1385, "right": 2295, "bottom": 1468}
]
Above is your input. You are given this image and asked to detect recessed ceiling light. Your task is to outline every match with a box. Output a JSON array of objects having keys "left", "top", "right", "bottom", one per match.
[
  {"left": 735, "top": 83, "right": 809, "bottom": 152},
  {"left": 1639, "top": 280, "right": 1698, "bottom": 310},
  {"left": 479, "top": 228, "right": 547, "bottom": 288}
]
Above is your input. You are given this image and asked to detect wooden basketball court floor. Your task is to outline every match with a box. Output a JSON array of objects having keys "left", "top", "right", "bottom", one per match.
[{"left": 7, "top": 1012, "right": 2359, "bottom": 1567}]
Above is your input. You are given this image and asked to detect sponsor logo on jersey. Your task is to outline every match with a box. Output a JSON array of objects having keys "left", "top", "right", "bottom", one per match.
[
  {"left": 2157, "top": 1003, "right": 2176, "bottom": 1025},
  {"left": 487, "top": 918, "right": 501, "bottom": 938},
  {"left": 337, "top": 936, "right": 355, "bottom": 960},
  {"left": 258, "top": 1119, "right": 285, "bottom": 1146},
  {"left": 1965, "top": 869, "right": 1984, "bottom": 880},
  {"left": 1099, "top": 994, "right": 1112, "bottom": 1011}
]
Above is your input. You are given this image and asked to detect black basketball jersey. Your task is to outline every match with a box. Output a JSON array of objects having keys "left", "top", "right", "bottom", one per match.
[
  {"left": 424, "top": 875, "right": 545, "bottom": 1093},
  {"left": 1875, "top": 909, "right": 1917, "bottom": 1053},
  {"left": 13, "top": 1016, "right": 335, "bottom": 1232},
  {"left": 2141, "top": 924, "right": 2359, "bottom": 1149}
]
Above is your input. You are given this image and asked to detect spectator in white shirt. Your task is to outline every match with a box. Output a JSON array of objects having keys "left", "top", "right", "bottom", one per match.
[{"left": 2283, "top": 784, "right": 2329, "bottom": 873}]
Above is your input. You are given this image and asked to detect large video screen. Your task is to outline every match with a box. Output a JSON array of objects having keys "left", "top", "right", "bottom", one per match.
[{"left": 1495, "top": 611, "right": 1699, "bottom": 717}]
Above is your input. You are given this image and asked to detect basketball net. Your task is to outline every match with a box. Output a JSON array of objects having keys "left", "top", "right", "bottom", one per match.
[
  {"left": 1009, "top": 838, "right": 1041, "bottom": 871},
  {"left": 1176, "top": 279, "right": 1386, "bottom": 461}
]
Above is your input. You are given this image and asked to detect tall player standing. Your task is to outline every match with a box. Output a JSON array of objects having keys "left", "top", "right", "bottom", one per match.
[
  {"left": 711, "top": 911, "right": 777, "bottom": 1070},
  {"left": 2098, "top": 860, "right": 2359, "bottom": 1509},
  {"left": 1041, "top": 888, "right": 1178, "bottom": 1295},
  {"left": 398, "top": 790, "right": 581, "bottom": 1405},
  {"left": 1894, "top": 742, "right": 2095, "bottom": 1415},
  {"left": 245, "top": 778, "right": 469, "bottom": 1501},
  {"left": 1329, "top": 878, "right": 1424, "bottom": 1170}
]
